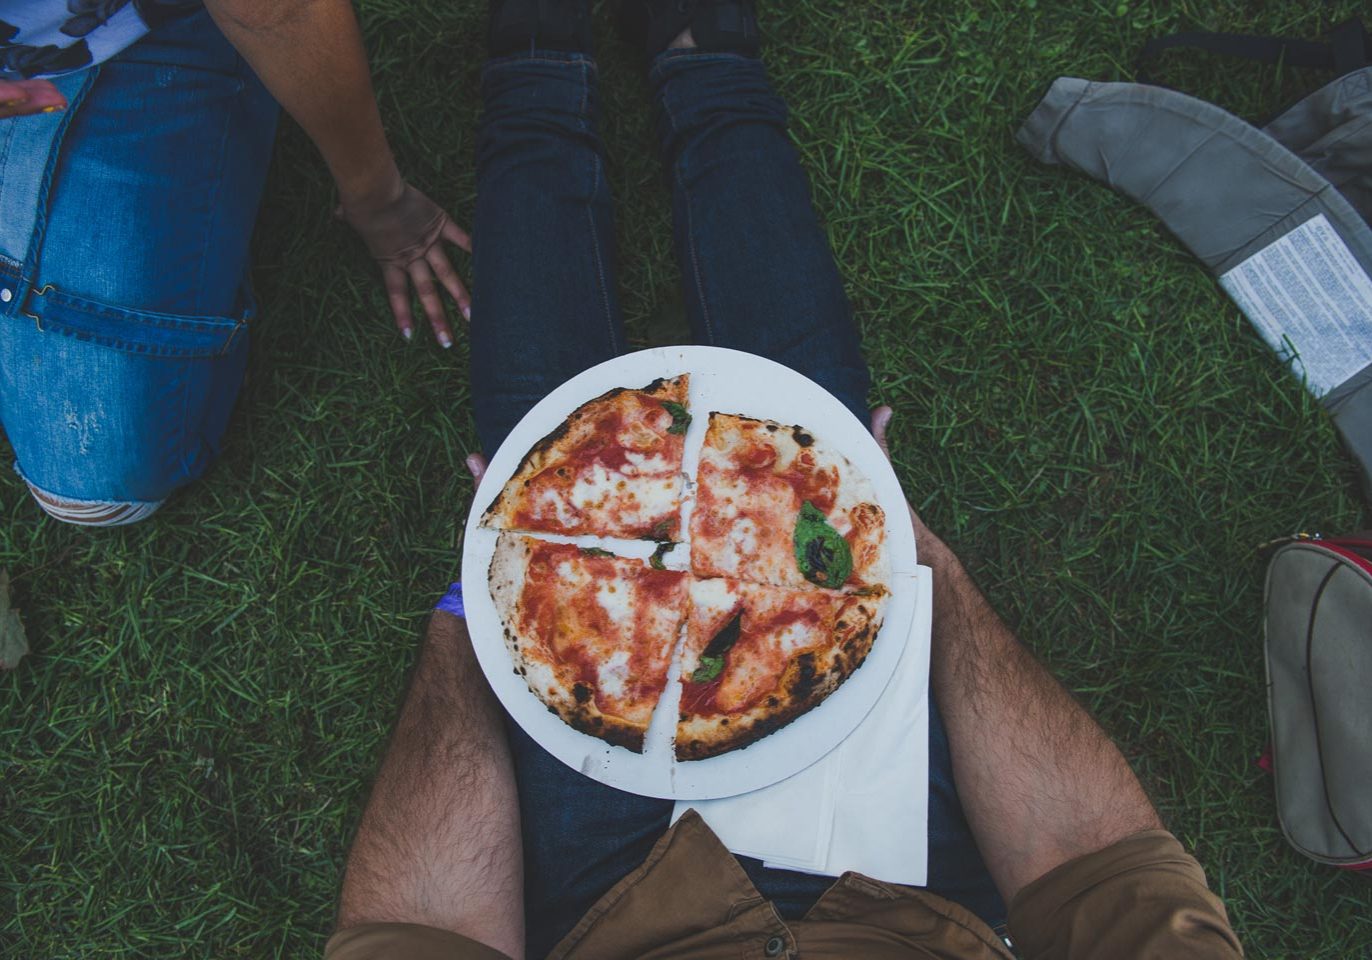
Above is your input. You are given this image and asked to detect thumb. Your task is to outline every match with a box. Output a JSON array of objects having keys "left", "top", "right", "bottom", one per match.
[
  {"left": 466, "top": 452, "right": 488, "bottom": 489},
  {"left": 869, "top": 405, "right": 894, "bottom": 461}
]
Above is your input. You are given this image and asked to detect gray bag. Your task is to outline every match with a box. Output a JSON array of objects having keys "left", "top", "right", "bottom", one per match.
[
  {"left": 1018, "top": 20, "right": 1372, "bottom": 497},
  {"left": 1264, "top": 534, "right": 1372, "bottom": 869}
]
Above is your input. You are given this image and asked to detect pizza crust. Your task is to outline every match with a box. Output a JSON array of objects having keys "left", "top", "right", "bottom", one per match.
[
  {"left": 690, "top": 413, "right": 891, "bottom": 591},
  {"left": 489, "top": 533, "right": 684, "bottom": 753},
  {"left": 674, "top": 583, "right": 888, "bottom": 761},
  {"left": 483, "top": 376, "right": 688, "bottom": 539},
  {"left": 483, "top": 382, "right": 898, "bottom": 763}
]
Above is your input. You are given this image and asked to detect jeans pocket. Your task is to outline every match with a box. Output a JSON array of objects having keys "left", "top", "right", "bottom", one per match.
[{"left": 19, "top": 282, "right": 248, "bottom": 359}]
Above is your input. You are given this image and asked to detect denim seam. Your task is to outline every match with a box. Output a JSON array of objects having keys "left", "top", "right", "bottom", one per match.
[
  {"left": 482, "top": 52, "right": 599, "bottom": 75},
  {"left": 196, "top": 73, "right": 236, "bottom": 315},
  {"left": 21, "top": 470, "right": 164, "bottom": 509},
  {"left": 658, "top": 86, "right": 716, "bottom": 344},
  {"left": 20, "top": 285, "right": 246, "bottom": 358},
  {"left": 174, "top": 347, "right": 197, "bottom": 487},
  {"left": 21, "top": 66, "right": 100, "bottom": 307},
  {"left": 35, "top": 286, "right": 245, "bottom": 330},
  {"left": 0, "top": 118, "right": 13, "bottom": 239},
  {"left": 647, "top": 49, "right": 754, "bottom": 84},
  {"left": 580, "top": 60, "right": 619, "bottom": 355}
]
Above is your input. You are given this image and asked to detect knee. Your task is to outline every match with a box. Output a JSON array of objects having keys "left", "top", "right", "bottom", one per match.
[{"left": 27, "top": 481, "right": 163, "bottom": 527}]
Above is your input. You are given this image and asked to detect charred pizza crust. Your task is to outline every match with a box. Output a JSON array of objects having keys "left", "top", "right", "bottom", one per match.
[
  {"left": 483, "top": 378, "right": 898, "bottom": 763},
  {"left": 483, "top": 376, "right": 689, "bottom": 540},
  {"left": 674, "top": 582, "right": 888, "bottom": 761},
  {"left": 690, "top": 412, "right": 890, "bottom": 591},
  {"left": 489, "top": 533, "right": 687, "bottom": 753}
]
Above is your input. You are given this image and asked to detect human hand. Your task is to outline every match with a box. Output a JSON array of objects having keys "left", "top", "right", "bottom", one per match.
[
  {"left": 869, "top": 404, "right": 954, "bottom": 566},
  {"left": 338, "top": 177, "right": 473, "bottom": 347},
  {"left": 465, "top": 452, "right": 488, "bottom": 490},
  {"left": 0, "top": 79, "right": 66, "bottom": 120}
]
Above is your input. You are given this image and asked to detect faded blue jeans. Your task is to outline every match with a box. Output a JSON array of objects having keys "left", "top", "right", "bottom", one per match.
[
  {"left": 0, "top": 9, "right": 277, "bottom": 523},
  {"left": 469, "top": 49, "right": 1005, "bottom": 957}
]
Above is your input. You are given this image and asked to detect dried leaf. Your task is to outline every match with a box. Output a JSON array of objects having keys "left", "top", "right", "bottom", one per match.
[{"left": 0, "top": 568, "right": 29, "bottom": 671}]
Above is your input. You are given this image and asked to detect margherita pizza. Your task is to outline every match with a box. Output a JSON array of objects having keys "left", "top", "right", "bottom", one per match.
[
  {"left": 489, "top": 534, "right": 689, "bottom": 753},
  {"left": 483, "top": 375, "right": 896, "bottom": 762},
  {"left": 690, "top": 413, "right": 889, "bottom": 590},
  {"left": 483, "top": 375, "right": 690, "bottom": 540},
  {"left": 674, "top": 577, "right": 888, "bottom": 760}
]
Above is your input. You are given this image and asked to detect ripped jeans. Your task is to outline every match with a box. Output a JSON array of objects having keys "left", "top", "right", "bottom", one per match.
[{"left": 0, "top": 9, "right": 277, "bottom": 524}]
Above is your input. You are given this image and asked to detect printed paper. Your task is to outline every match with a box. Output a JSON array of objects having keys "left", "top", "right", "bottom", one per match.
[{"left": 1220, "top": 214, "right": 1372, "bottom": 397}]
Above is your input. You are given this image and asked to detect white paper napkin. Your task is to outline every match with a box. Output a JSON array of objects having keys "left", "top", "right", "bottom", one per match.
[{"left": 673, "top": 566, "right": 933, "bottom": 886}]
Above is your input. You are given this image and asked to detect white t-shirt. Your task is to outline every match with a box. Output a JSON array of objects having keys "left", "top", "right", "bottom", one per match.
[{"left": 0, "top": 1, "right": 198, "bottom": 79}]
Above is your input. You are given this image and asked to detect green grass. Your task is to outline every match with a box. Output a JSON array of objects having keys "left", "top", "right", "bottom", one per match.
[{"left": 4, "top": 1, "right": 1371, "bottom": 956}]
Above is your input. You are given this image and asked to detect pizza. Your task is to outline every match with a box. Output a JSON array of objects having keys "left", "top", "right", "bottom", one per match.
[
  {"left": 483, "top": 375, "right": 690, "bottom": 540},
  {"left": 489, "top": 534, "right": 689, "bottom": 753},
  {"left": 690, "top": 413, "right": 889, "bottom": 590},
  {"left": 675, "top": 577, "right": 888, "bottom": 760},
  {"left": 483, "top": 374, "right": 895, "bottom": 761}
]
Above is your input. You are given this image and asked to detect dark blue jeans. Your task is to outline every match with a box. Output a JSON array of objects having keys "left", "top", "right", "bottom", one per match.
[{"left": 470, "top": 49, "right": 1004, "bottom": 957}]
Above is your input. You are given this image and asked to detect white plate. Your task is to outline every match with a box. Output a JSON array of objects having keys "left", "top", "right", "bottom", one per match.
[{"left": 461, "top": 346, "right": 919, "bottom": 800}]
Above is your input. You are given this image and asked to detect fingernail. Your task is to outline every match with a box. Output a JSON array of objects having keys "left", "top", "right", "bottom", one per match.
[
  {"left": 440, "top": 332, "right": 453, "bottom": 349},
  {"left": 401, "top": 327, "right": 413, "bottom": 341},
  {"left": 465, "top": 454, "right": 483, "bottom": 478},
  {"left": 462, "top": 305, "right": 471, "bottom": 321}
]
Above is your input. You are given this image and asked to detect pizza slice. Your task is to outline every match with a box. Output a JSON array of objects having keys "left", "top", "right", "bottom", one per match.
[
  {"left": 489, "top": 534, "right": 689, "bottom": 753},
  {"left": 674, "top": 577, "right": 888, "bottom": 761},
  {"left": 690, "top": 413, "right": 889, "bottom": 591},
  {"left": 483, "top": 375, "right": 690, "bottom": 540}
]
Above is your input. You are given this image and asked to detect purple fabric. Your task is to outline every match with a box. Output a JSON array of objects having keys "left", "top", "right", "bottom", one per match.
[{"left": 435, "top": 581, "right": 465, "bottom": 618}]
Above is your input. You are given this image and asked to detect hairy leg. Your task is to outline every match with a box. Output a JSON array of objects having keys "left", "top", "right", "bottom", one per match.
[
  {"left": 915, "top": 519, "right": 1163, "bottom": 901},
  {"left": 337, "top": 613, "right": 524, "bottom": 959}
]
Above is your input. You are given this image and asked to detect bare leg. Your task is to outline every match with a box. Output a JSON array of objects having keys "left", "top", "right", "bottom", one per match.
[
  {"left": 914, "top": 512, "right": 1163, "bottom": 900},
  {"left": 336, "top": 612, "right": 525, "bottom": 959}
]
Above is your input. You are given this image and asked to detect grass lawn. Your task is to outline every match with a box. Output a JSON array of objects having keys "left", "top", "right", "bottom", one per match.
[{"left": 4, "top": 1, "right": 1371, "bottom": 956}]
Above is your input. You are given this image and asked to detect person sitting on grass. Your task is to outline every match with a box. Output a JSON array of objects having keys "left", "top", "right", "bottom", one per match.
[
  {"left": 324, "top": 2, "right": 1246, "bottom": 957},
  {"left": 0, "top": 0, "right": 469, "bottom": 527}
]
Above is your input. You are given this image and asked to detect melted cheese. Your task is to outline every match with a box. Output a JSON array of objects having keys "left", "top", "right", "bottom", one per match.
[
  {"left": 692, "top": 577, "right": 739, "bottom": 618},
  {"left": 774, "top": 617, "right": 823, "bottom": 655},
  {"left": 597, "top": 649, "right": 631, "bottom": 700},
  {"left": 624, "top": 451, "right": 671, "bottom": 474},
  {"left": 569, "top": 463, "right": 616, "bottom": 510},
  {"left": 539, "top": 487, "right": 578, "bottom": 527},
  {"left": 596, "top": 578, "right": 634, "bottom": 626}
]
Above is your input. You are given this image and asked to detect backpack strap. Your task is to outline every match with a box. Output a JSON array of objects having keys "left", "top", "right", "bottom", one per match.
[{"left": 1137, "top": 17, "right": 1370, "bottom": 84}]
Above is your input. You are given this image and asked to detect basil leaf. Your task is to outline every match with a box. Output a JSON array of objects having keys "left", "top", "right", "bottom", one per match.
[
  {"left": 663, "top": 401, "right": 692, "bottom": 435},
  {"left": 580, "top": 547, "right": 614, "bottom": 558},
  {"left": 648, "top": 518, "right": 673, "bottom": 541},
  {"left": 690, "top": 613, "right": 741, "bottom": 683},
  {"left": 691, "top": 654, "right": 725, "bottom": 684},
  {"left": 650, "top": 541, "right": 676, "bottom": 570},
  {"left": 793, "top": 500, "right": 853, "bottom": 588}
]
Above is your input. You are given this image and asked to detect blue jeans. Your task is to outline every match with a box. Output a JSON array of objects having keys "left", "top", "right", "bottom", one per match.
[
  {"left": 470, "top": 49, "right": 1005, "bottom": 957},
  {"left": 0, "top": 9, "right": 277, "bottom": 520}
]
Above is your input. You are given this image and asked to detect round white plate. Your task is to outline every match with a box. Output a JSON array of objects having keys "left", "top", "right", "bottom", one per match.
[{"left": 461, "top": 346, "right": 919, "bottom": 800}]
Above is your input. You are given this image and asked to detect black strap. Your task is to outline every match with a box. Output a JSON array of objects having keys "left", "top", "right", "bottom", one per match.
[
  {"left": 1329, "top": 17, "right": 1372, "bottom": 76},
  {"left": 1304, "top": 562, "right": 1364, "bottom": 858},
  {"left": 1137, "top": 17, "right": 1370, "bottom": 85}
]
